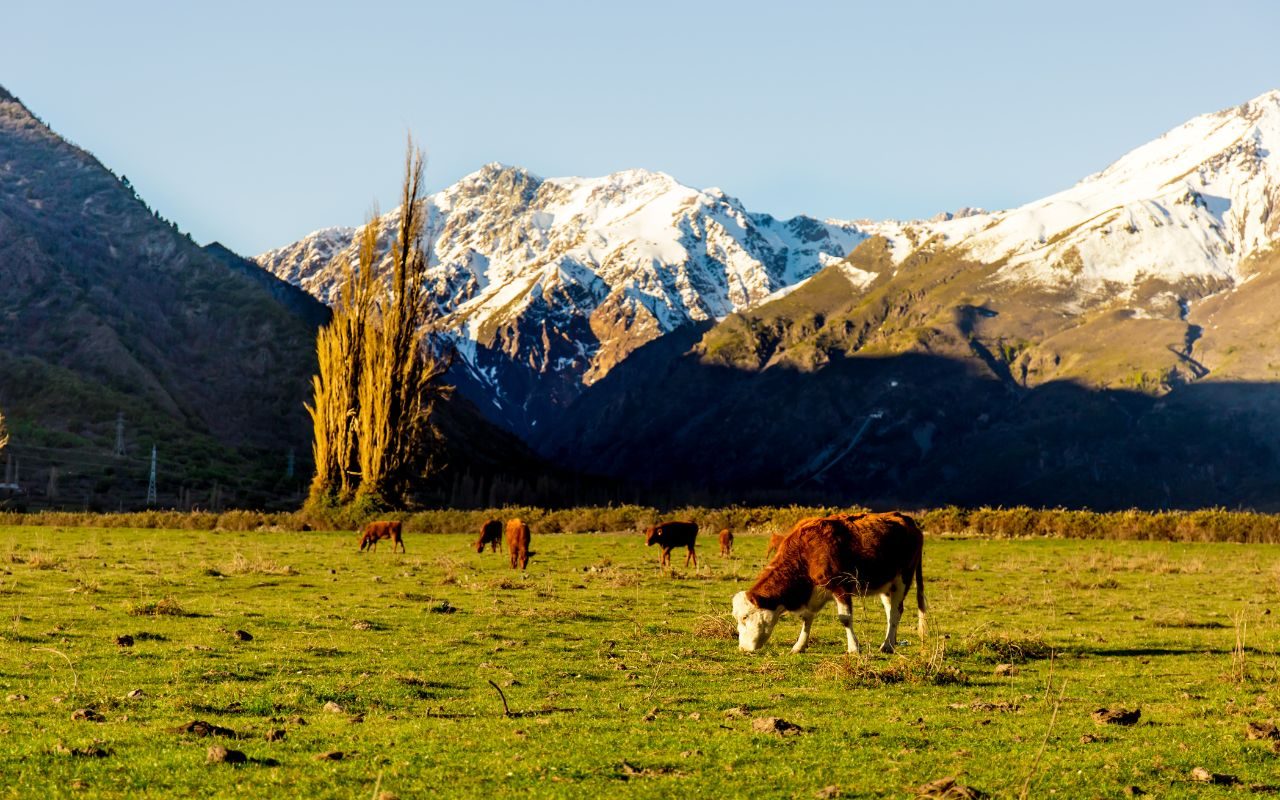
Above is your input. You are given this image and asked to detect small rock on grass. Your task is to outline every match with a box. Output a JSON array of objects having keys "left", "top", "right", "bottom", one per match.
[
  {"left": 993, "top": 663, "right": 1017, "bottom": 677},
  {"left": 1190, "top": 767, "right": 1239, "bottom": 785},
  {"left": 1245, "top": 720, "right": 1279, "bottom": 740},
  {"left": 1092, "top": 707, "right": 1141, "bottom": 726},
  {"left": 1079, "top": 734, "right": 1101, "bottom": 743},
  {"left": 53, "top": 741, "right": 110, "bottom": 758},
  {"left": 126, "top": 689, "right": 145, "bottom": 699},
  {"left": 815, "top": 786, "right": 842, "bottom": 799},
  {"left": 314, "top": 750, "right": 344, "bottom": 761},
  {"left": 232, "top": 629, "right": 253, "bottom": 642},
  {"left": 723, "top": 705, "right": 750, "bottom": 719},
  {"left": 71, "top": 708, "right": 104, "bottom": 723},
  {"left": 206, "top": 745, "right": 247, "bottom": 765},
  {"left": 752, "top": 717, "right": 803, "bottom": 736},
  {"left": 1122, "top": 787, "right": 1146, "bottom": 797},
  {"left": 264, "top": 729, "right": 286, "bottom": 742},
  {"left": 914, "top": 777, "right": 987, "bottom": 799},
  {"left": 322, "top": 701, "right": 344, "bottom": 714},
  {"left": 6, "top": 694, "right": 27, "bottom": 702},
  {"left": 115, "top": 634, "right": 134, "bottom": 647},
  {"left": 174, "top": 720, "right": 238, "bottom": 738}
]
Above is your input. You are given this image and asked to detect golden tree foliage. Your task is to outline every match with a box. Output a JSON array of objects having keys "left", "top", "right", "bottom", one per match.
[
  {"left": 355, "top": 143, "right": 451, "bottom": 505},
  {"left": 307, "top": 139, "right": 450, "bottom": 509}
]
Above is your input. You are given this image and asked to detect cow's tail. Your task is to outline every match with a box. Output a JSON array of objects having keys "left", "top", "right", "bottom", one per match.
[{"left": 915, "top": 556, "right": 927, "bottom": 642}]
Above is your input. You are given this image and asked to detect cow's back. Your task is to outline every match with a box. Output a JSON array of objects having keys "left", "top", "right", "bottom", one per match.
[
  {"left": 658, "top": 521, "right": 697, "bottom": 546},
  {"left": 802, "top": 513, "right": 921, "bottom": 592}
]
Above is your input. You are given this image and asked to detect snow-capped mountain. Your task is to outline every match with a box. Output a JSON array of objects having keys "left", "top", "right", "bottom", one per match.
[
  {"left": 258, "top": 164, "right": 872, "bottom": 429},
  {"left": 877, "top": 89, "right": 1280, "bottom": 294}
]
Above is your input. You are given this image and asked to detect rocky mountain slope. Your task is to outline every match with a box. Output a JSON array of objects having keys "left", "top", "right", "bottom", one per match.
[{"left": 0, "top": 85, "right": 330, "bottom": 508}]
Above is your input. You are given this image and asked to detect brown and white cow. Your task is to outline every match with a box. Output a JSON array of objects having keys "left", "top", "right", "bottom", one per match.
[
  {"left": 359, "top": 520, "right": 404, "bottom": 553},
  {"left": 476, "top": 518, "right": 504, "bottom": 553},
  {"left": 505, "top": 519, "right": 531, "bottom": 570},
  {"left": 731, "top": 512, "right": 925, "bottom": 654},
  {"left": 645, "top": 521, "right": 698, "bottom": 568},
  {"left": 718, "top": 528, "right": 734, "bottom": 557}
]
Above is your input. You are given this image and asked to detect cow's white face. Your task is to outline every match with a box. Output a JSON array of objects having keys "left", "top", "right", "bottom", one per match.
[{"left": 732, "top": 591, "right": 779, "bottom": 652}]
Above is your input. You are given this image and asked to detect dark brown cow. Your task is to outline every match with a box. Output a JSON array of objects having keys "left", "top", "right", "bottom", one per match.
[
  {"left": 476, "top": 518, "right": 504, "bottom": 553},
  {"left": 718, "top": 528, "right": 734, "bottom": 557},
  {"left": 732, "top": 512, "right": 925, "bottom": 654},
  {"left": 505, "top": 518, "right": 531, "bottom": 570},
  {"left": 645, "top": 521, "right": 698, "bottom": 568},
  {"left": 359, "top": 520, "right": 404, "bottom": 553}
]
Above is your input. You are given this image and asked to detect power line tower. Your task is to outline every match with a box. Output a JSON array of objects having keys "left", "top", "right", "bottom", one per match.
[
  {"left": 146, "top": 446, "right": 157, "bottom": 506},
  {"left": 114, "top": 413, "right": 126, "bottom": 457}
]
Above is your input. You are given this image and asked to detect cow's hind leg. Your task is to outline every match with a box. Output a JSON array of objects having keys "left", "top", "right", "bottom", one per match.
[
  {"left": 878, "top": 578, "right": 907, "bottom": 653},
  {"left": 834, "top": 595, "right": 861, "bottom": 654}
]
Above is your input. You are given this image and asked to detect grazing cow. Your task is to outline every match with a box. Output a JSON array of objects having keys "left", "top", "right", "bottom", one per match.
[
  {"left": 505, "top": 519, "right": 531, "bottom": 570},
  {"left": 645, "top": 521, "right": 698, "bottom": 568},
  {"left": 476, "top": 519, "right": 504, "bottom": 553},
  {"left": 359, "top": 520, "right": 404, "bottom": 553},
  {"left": 719, "top": 528, "right": 734, "bottom": 557},
  {"left": 764, "top": 530, "right": 786, "bottom": 560},
  {"left": 731, "top": 512, "right": 925, "bottom": 654}
]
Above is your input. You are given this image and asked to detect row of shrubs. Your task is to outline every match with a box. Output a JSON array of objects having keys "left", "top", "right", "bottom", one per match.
[{"left": 3, "top": 505, "right": 1280, "bottom": 543}]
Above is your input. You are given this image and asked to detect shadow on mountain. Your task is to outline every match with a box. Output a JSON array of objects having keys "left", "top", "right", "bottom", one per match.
[{"left": 531, "top": 329, "right": 1280, "bottom": 510}]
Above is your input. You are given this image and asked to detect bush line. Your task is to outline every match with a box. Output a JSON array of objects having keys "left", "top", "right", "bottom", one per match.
[{"left": 2, "top": 505, "right": 1280, "bottom": 543}]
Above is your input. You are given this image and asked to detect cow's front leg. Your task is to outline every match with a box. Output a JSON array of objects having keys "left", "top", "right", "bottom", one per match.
[
  {"left": 834, "top": 596, "right": 860, "bottom": 654},
  {"left": 879, "top": 580, "right": 906, "bottom": 653},
  {"left": 791, "top": 615, "right": 814, "bottom": 654}
]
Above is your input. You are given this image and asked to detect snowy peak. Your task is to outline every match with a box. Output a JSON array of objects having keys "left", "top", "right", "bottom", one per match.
[{"left": 908, "top": 89, "right": 1280, "bottom": 290}]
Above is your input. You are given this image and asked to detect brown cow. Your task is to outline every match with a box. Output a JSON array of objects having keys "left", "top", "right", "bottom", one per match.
[
  {"left": 718, "top": 528, "right": 734, "bottom": 557},
  {"left": 764, "top": 530, "right": 786, "bottom": 560},
  {"left": 645, "top": 521, "right": 698, "bottom": 568},
  {"left": 476, "top": 518, "right": 503, "bottom": 553},
  {"left": 359, "top": 520, "right": 404, "bottom": 553},
  {"left": 732, "top": 512, "right": 925, "bottom": 654},
  {"left": 505, "top": 519, "right": 530, "bottom": 570}
]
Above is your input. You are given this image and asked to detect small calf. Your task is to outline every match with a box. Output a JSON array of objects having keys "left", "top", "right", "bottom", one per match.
[
  {"left": 359, "top": 520, "right": 404, "bottom": 553},
  {"left": 506, "top": 519, "right": 530, "bottom": 570},
  {"left": 645, "top": 521, "right": 698, "bottom": 568},
  {"left": 732, "top": 512, "right": 925, "bottom": 654},
  {"left": 718, "top": 528, "right": 734, "bottom": 557},
  {"left": 476, "top": 518, "right": 503, "bottom": 553}
]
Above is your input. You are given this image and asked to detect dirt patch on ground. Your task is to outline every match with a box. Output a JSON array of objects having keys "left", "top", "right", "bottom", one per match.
[
  {"left": 1092, "top": 707, "right": 1141, "bottom": 726},
  {"left": 752, "top": 717, "right": 803, "bottom": 736}
]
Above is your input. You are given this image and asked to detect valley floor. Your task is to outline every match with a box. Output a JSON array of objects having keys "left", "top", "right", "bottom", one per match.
[{"left": 1, "top": 528, "right": 1278, "bottom": 798}]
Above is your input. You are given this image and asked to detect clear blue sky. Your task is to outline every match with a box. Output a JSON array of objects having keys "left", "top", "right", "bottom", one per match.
[{"left": 3, "top": 1, "right": 1278, "bottom": 255}]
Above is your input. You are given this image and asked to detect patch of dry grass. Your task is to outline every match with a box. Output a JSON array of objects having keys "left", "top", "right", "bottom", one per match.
[
  {"left": 692, "top": 614, "right": 736, "bottom": 640},
  {"left": 126, "top": 597, "right": 189, "bottom": 617},
  {"left": 222, "top": 552, "right": 298, "bottom": 576}
]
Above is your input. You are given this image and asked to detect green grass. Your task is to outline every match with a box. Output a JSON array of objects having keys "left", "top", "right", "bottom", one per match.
[{"left": 1, "top": 528, "right": 1279, "bottom": 798}]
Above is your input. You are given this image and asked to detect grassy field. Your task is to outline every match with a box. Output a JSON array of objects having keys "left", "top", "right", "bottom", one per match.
[{"left": 1, "top": 526, "right": 1279, "bottom": 798}]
